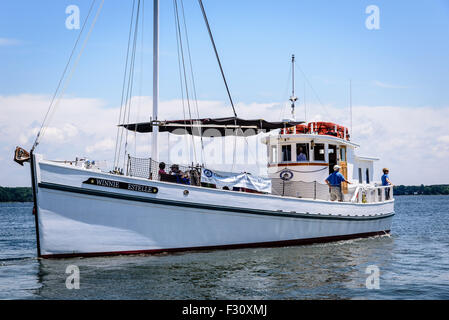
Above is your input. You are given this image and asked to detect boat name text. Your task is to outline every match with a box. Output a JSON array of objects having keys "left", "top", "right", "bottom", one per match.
[{"left": 82, "top": 178, "right": 158, "bottom": 194}]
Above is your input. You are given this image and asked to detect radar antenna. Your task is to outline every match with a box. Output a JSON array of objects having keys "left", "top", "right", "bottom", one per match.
[{"left": 289, "top": 54, "right": 298, "bottom": 120}]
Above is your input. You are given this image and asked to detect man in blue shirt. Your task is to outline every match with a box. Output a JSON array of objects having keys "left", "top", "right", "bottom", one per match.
[
  {"left": 296, "top": 147, "right": 307, "bottom": 162},
  {"left": 325, "top": 165, "right": 351, "bottom": 202},
  {"left": 381, "top": 168, "right": 393, "bottom": 200}
]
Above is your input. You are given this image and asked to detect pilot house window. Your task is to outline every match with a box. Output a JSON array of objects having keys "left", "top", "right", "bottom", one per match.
[
  {"left": 313, "top": 143, "right": 325, "bottom": 161},
  {"left": 282, "top": 145, "right": 292, "bottom": 162},
  {"left": 296, "top": 143, "right": 309, "bottom": 161}
]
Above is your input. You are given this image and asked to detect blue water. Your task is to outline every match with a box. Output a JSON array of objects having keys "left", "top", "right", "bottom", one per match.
[{"left": 0, "top": 196, "right": 448, "bottom": 300}]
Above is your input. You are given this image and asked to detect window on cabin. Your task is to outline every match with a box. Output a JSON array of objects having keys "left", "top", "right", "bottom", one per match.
[
  {"left": 281, "top": 145, "right": 292, "bottom": 162},
  {"left": 358, "top": 168, "right": 363, "bottom": 184},
  {"left": 366, "top": 168, "right": 370, "bottom": 184},
  {"left": 296, "top": 143, "right": 309, "bottom": 161},
  {"left": 340, "top": 147, "right": 346, "bottom": 162},
  {"left": 313, "top": 143, "right": 325, "bottom": 161},
  {"left": 271, "top": 145, "right": 278, "bottom": 163},
  {"left": 328, "top": 144, "right": 337, "bottom": 162}
]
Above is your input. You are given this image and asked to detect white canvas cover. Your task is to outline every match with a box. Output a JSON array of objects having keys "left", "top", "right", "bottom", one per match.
[{"left": 201, "top": 168, "right": 271, "bottom": 193}]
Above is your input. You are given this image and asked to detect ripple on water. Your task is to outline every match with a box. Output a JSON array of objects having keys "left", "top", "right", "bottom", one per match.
[{"left": 1, "top": 196, "right": 448, "bottom": 299}]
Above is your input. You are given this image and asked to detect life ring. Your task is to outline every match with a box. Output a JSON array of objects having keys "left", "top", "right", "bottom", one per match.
[
  {"left": 295, "top": 124, "right": 308, "bottom": 134},
  {"left": 280, "top": 169, "right": 294, "bottom": 181},
  {"left": 203, "top": 169, "right": 213, "bottom": 178}
]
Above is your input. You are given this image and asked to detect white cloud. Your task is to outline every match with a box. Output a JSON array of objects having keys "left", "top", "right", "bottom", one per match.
[
  {"left": 1, "top": 94, "right": 448, "bottom": 186},
  {"left": 86, "top": 138, "right": 115, "bottom": 153},
  {"left": 437, "top": 135, "right": 449, "bottom": 144}
]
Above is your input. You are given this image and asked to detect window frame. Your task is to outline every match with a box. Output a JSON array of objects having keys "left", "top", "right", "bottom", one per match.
[
  {"left": 281, "top": 144, "right": 292, "bottom": 162},
  {"left": 313, "top": 143, "right": 326, "bottom": 162},
  {"left": 295, "top": 143, "right": 309, "bottom": 162}
]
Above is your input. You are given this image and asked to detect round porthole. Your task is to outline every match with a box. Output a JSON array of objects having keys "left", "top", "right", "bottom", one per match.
[{"left": 183, "top": 190, "right": 189, "bottom": 196}]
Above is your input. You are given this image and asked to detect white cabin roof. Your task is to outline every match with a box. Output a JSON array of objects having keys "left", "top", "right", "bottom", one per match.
[{"left": 355, "top": 155, "right": 380, "bottom": 161}]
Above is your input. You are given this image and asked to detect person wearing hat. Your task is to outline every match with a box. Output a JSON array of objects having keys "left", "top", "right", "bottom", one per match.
[
  {"left": 325, "top": 165, "right": 352, "bottom": 202},
  {"left": 169, "top": 164, "right": 190, "bottom": 185},
  {"left": 169, "top": 164, "right": 181, "bottom": 175}
]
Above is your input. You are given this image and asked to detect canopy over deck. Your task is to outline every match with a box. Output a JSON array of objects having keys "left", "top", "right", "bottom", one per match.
[{"left": 121, "top": 117, "right": 304, "bottom": 136}]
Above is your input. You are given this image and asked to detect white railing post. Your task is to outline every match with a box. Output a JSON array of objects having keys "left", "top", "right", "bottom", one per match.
[{"left": 351, "top": 186, "right": 360, "bottom": 203}]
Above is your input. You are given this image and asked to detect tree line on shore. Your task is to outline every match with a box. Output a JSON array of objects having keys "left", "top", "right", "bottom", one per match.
[
  {"left": 0, "top": 187, "right": 33, "bottom": 202},
  {"left": 393, "top": 184, "right": 449, "bottom": 196},
  {"left": 1, "top": 184, "right": 449, "bottom": 202}
]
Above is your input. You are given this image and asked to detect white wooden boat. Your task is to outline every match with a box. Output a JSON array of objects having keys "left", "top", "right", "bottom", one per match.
[{"left": 16, "top": 0, "right": 394, "bottom": 258}]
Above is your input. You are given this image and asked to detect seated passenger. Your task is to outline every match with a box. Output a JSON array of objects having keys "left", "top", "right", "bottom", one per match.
[
  {"left": 297, "top": 147, "right": 307, "bottom": 161},
  {"left": 170, "top": 164, "right": 181, "bottom": 175},
  {"left": 170, "top": 164, "right": 190, "bottom": 185},
  {"left": 158, "top": 162, "right": 166, "bottom": 177}
]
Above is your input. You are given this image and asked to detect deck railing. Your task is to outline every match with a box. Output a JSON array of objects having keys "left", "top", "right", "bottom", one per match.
[
  {"left": 125, "top": 155, "right": 393, "bottom": 203},
  {"left": 351, "top": 185, "right": 394, "bottom": 203}
]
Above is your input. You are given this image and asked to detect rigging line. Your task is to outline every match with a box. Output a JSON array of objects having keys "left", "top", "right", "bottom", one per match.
[
  {"left": 134, "top": 0, "right": 146, "bottom": 157},
  {"left": 174, "top": 0, "right": 196, "bottom": 162},
  {"left": 173, "top": 0, "right": 189, "bottom": 164},
  {"left": 179, "top": 0, "right": 205, "bottom": 163},
  {"left": 174, "top": 0, "right": 197, "bottom": 164},
  {"left": 117, "top": 0, "right": 140, "bottom": 169},
  {"left": 114, "top": 0, "right": 137, "bottom": 169},
  {"left": 295, "top": 61, "right": 330, "bottom": 118},
  {"left": 173, "top": 0, "right": 193, "bottom": 165},
  {"left": 122, "top": 0, "right": 142, "bottom": 168},
  {"left": 116, "top": 0, "right": 141, "bottom": 169},
  {"left": 39, "top": 0, "right": 105, "bottom": 151},
  {"left": 197, "top": 0, "right": 237, "bottom": 118},
  {"left": 173, "top": 0, "right": 188, "bottom": 135},
  {"left": 32, "top": 0, "right": 97, "bottom": 152}
]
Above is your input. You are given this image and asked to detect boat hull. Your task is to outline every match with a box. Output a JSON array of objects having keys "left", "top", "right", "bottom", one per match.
[{"left": 32, "top": 155, "right": 394, "bottom": 258}]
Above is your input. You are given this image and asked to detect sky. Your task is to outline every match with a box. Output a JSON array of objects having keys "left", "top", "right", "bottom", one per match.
[{"left": 1, "top": 0, "right": 449, "bottom": 187}]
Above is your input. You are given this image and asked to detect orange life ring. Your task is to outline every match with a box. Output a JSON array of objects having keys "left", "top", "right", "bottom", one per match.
[{"left": 295, "top": 124, "right": 308, "bottom": 134}]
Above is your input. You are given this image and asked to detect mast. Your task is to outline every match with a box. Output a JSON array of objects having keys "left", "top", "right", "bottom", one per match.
[
  {"left": 152, "top": 0, "right": 159, "bottom": 161},
  {"left": 289, "top": 54, "right": 298, "bottom": 120}
]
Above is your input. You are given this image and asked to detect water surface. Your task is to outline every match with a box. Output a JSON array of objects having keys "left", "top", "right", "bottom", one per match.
[{"left": 1, "top": 196, "right": 448, "bottom": 299}]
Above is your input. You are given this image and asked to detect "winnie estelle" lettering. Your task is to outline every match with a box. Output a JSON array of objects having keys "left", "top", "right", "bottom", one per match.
[{"left": 82, "top": 178, "right": 158, "bottom": 194}]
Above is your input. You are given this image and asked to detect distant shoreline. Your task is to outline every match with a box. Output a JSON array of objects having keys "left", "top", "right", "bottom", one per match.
[
  {"left": 1, "top": 185, "right": 449, "bottom": 202},
  {"left": 0, "top": 187, "right": 32, "bottom": 203},
  {"left": 393, "top": 184, "right": 449, "bottom": 196}
]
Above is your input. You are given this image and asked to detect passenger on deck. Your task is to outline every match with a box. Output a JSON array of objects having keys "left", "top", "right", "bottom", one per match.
[
  {"left": 170, "top": 164, "right": 190, "bottom": 185},
  {"left": 382, "top": 168, "right": 393, "bottom": 200},
  {"left": 296, "top": 147, "right": 307, "bottom": 161},
  {"left": 325, "top": 165, "right": 352, "bottom": 202},
  {"left": 158, "top": 162, "right": 166, "bottom": 177}
]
